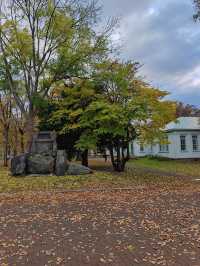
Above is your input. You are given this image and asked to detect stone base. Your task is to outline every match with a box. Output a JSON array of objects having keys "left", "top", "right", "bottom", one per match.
[
  {"left": 27, "top": 153, "right": 55, "bottom": 175},
  {"left": 11, "top": 154, "right": 27, "bottom": 176},
  {"left": 66, "top": 163, "right": 93, "bottom": 175},
  {"left": 55, "top": 150, "right": 67, "bottom": 176},
  {"left": 10, "top": 152, "right": 92, "bottom": 176}
]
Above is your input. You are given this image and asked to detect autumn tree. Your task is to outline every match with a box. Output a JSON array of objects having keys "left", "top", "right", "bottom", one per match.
[
  {"left": 76, "top": 60, "right": 175, "bottom": 171},
  {"left": 176, "top": 102, "right": 200, "bottom": 117},
  {"left": 0, "top": 0, "right": 114, "bottom": 151},
  {"left": 38, "top": 78, "right": 97, "bottom": 166},
  {"left": 45, "top": 60, "right": 175, "bottom": 172},
  {"left": 11, "top": 106, "right": 27, "bottom": 153},
  {"left": 0, "top": 84, "right": 27, "bottom": 165},
  {"left": 0, "top": 91, "right": 13, "bottom": 166}
]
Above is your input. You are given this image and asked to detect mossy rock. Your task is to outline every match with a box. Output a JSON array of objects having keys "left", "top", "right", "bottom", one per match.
[{"left": 27, "top": 153, "right": 55, "bottom": 175}]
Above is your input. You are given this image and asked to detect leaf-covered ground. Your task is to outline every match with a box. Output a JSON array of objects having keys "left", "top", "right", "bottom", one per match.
[
  {"left": 1, "top": 185, "right": 200, "bottom": 266},
  {"left": 1, "top": 159, "right": 200, "bottom": 265},
  {"left": 0, "top": 160, "right": 186, "bottom": 193}
]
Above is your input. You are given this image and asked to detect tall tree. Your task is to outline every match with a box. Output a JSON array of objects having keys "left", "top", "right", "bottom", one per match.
[
  {"left": 11, "top": 106, "right": 27, "bottom": 153},
  {"left": 79, "top": 61, "right": 176, "bottom": 172},
  {"left": 39, "top": 78, "right": 97, "bottom": 166},
  {"left": 47, "top": 60, "right": 176, "bottom": 172},
  {"left": 0, "top": 91, "right": 12, "bottom": 166},
  {"left": 0, "top": 0, "right": 114, "bottom": 151}
]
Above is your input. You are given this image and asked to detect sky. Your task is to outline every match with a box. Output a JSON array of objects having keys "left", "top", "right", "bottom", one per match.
[{"left": 100, "top": 0, "right": 200, "bottom": 106}]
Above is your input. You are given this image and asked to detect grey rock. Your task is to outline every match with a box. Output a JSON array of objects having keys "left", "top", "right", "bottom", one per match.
[
  {"left": 11, "top": 154, "right": 27, "bottom": 176},
  {"left": 27, "top": 153, "right": 55, "bottom": 174},
  {"left": 66, "top": 163, "right": 92, "bottom": 175},
  {"left": 55, "top": 150, "right": 68, "bottom": 176}
]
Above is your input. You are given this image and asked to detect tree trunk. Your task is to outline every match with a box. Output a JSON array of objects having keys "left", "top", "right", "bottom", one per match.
[
  {"left": 109, "top": 146, "right": 115, "bottom": 167},
  {"left": 81, "top": 149, "right": 88, "bottom": 167},
  {"left": 19, "top": 129, "right": 25, "bottom": 153},
  {"left": 109, "top": 145, "right": 128, "bottom": 172},
  {"left": 2, "top": 125, "right": 9, "bottom": 167},
  {"left": 76, "top": 150, "right": 82, "bottom": 161},
  {"left": 126, "top": 143, "right": 130, "bottom": 160},
  {"left": 116, "top": 145, "right": 121, "bottom": 165},
  {"left": 25, "top": 112, "right": 35, "bottom": 153},
  {"left": 113, "top": 160, "right": 126, "bottom": 172},
  {"left": 13, "top": 126, "right": 18, "bottom": 157}
]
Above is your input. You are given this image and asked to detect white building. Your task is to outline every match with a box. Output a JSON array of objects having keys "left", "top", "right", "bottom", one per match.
[{"left": 131, "top": 117, "right": 200, "bottom": 159}]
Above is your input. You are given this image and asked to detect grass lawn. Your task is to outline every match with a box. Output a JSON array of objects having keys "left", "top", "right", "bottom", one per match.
[
  {"left": 131, "top": 157, "right": 200, "bottom": 177},
  {"left": 0, "top": 160, "right": 187, "bottom": 193}
]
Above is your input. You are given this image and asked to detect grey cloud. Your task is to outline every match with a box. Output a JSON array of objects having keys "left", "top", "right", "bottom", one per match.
[
  {"left": 99, "top": 0, "right": 153, "bottom": 17},
  {"left": 100, "top": 0, "right": 200, "bottom": 106}
]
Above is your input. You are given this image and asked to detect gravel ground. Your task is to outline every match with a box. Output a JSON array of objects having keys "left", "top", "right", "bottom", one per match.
[{"left": 0, "top": 185, "right": 200, "bottom": 266}]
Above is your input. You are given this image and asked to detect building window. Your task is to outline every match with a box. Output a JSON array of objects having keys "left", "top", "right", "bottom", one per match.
[
  {"left": 140, "top": 143, "right": 144, "bottom": 152},
  {"left": 159, "top": 137, "right": 169, "bottom": 153},
  {"left": 180, "top": 135, "right": 186, "bottom": 152},
  {"left": 192, "top": 135, "right": 198, "bottom": 152},
  {"left": 131, "top": 143, "right": 134, "bottom": 155},
  {"left": 150, "top": 144, "right": 153, "bottom": 153}
]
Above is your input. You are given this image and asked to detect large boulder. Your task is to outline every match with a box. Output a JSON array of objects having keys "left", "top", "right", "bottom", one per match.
[
  {"left": 11, "top": 154, "right": 27, "bottom": 176},
  {"left": 66, "top": 163, "right": 92, "bottom": 175},
  {"left": 55, "top": 150, "right": 68, "bottom": 176},
  {"left": 27, "top": 153, "right": 55, "bottom": 175}
]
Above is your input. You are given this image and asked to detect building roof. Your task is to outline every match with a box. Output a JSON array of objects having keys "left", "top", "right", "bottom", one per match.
[{"left": 165, "top": 117, "right": 200, "bottom": 132}]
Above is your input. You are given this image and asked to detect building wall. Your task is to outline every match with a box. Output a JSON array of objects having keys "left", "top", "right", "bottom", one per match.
[{"left": 131, "top": 130, "right": 200, "bottom": 159}]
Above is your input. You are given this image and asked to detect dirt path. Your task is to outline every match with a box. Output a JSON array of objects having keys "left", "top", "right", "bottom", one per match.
[{"left": 1, "top": 187, "right": 200, "bottom": 266}]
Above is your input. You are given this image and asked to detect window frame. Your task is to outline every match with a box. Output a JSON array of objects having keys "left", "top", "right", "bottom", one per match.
[
  {"left": 180, "top": 135, "right": 187, "bottom": 152},
  {"left": 159, "top": 136, "right": 169, "bottom": 153},
  {"left": 131, "top": 143, "right": 134, "bottom": 155},
  {"left": 139, "top": 143, "right": 145, "bottom": 153},
  {"left": 192, "top": 135, "right": 199, "bottom": 152}
]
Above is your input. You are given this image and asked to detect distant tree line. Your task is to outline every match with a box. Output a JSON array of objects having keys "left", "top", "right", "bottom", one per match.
[{"left": 176, "top": 102, "right": 200, "bottom": 118}]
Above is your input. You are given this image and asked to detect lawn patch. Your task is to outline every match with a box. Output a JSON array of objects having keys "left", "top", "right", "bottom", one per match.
[
  {"left": 130, "top": 157, "right": 200, "bottom": 177},
  {"left": 0, "top": 159, "right": 188, "bottom": 193}
]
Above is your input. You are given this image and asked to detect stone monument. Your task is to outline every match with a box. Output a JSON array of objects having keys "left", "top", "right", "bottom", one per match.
[
  {"left": 26, "top": 131, "right": 59, "bottom": 174},
  {"left": 30, "top": 131, "right": 57, "bottom": 155},
  {"left": 10, "top": 131, "right": 92, "bottom": 176},
  {"left": 11, "top": 131, "right": 67, "bottom": 176}
]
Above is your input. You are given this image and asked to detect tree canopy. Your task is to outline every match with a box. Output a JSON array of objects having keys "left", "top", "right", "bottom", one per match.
[
  {"left": 0, "top": 0, "right": 114, "bottom": 150},
  {"left": 43, "top": 60, "right": 176, "bottom": 171},
  {"left": 0, "top": 0, "right": 176, "bottom": 171}
]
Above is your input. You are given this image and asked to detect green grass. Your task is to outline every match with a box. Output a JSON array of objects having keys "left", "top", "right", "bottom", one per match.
[
  {"left": 130, "top": 157, "right": 200, "bottom": 177},
  {"left": 0, "top": 160, "right": 184, "bottom": 193}
]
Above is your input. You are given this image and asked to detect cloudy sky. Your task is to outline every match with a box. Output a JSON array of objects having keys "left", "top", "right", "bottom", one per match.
[{"left": 100, "top": 0, "right": 200, "bottom": 106}]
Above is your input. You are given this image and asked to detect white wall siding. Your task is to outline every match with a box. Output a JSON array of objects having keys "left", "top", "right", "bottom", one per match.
[
  {"left": 131, "top": 130, "right": 200, "bottom": 159},
  {"left": 170, "top": 131, "right": 200, "bottom": 159}
]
